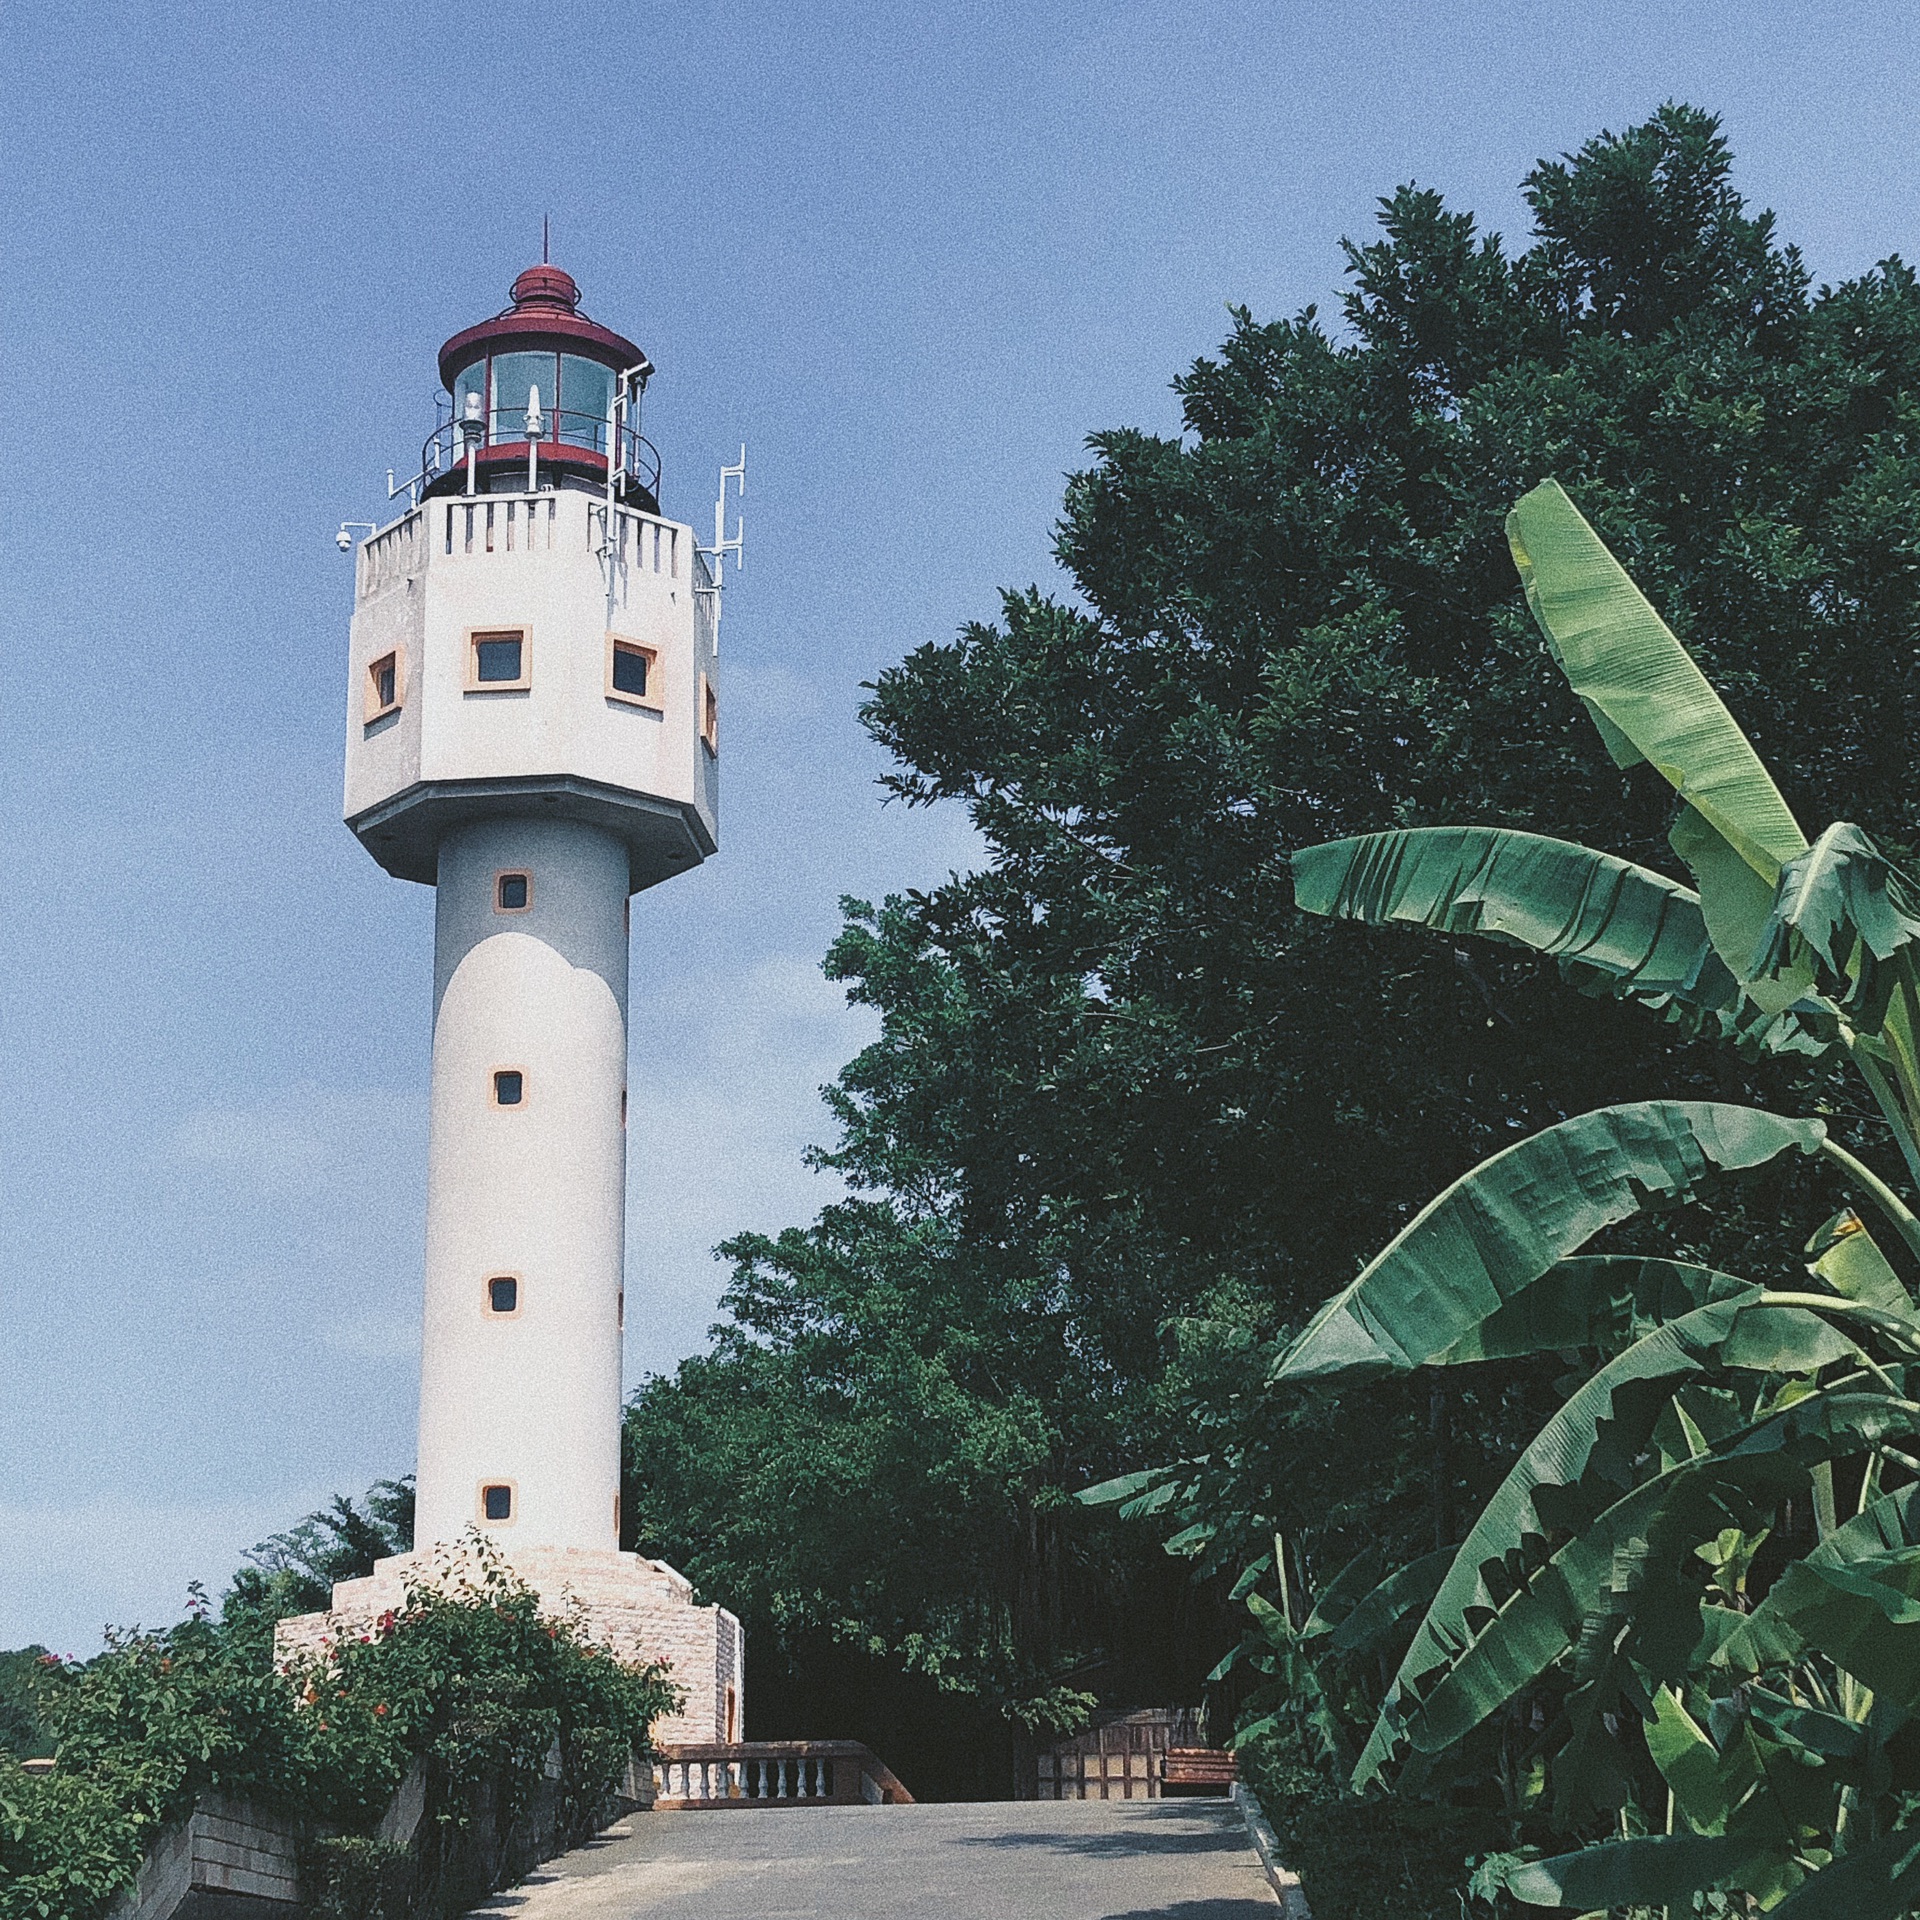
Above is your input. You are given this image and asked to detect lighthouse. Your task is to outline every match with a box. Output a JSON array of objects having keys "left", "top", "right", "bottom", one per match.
[{"left": 280, "top": 263, "right": 744, "bottom": 1745}]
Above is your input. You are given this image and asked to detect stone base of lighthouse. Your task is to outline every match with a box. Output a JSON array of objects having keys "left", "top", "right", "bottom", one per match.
[{"left": 273, "top": 1542, "right": 744, "bottom": 1745}]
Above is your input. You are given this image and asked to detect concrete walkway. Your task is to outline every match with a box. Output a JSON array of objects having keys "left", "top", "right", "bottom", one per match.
[{"left": 467, "top": 1798, "right": 1281, "bottom": 1919}]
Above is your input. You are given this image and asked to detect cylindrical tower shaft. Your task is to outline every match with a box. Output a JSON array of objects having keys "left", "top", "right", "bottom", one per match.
[{"left": 414, "top": 816, "right": 630, "bottom": 1551}]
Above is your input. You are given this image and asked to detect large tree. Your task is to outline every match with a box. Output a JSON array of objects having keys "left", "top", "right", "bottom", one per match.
[{"left": 625, "top": 103, "right": 1920, "bottom": 1797}]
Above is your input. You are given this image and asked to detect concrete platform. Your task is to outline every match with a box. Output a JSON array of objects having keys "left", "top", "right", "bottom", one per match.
[{"left": 465, "top": 1797, "right": 1281, "bottom": 1918}]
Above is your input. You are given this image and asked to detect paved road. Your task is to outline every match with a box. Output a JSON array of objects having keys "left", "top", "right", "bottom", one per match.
[{"left": 467, "top": 1798, "right": 1281, "bottom": 1919}]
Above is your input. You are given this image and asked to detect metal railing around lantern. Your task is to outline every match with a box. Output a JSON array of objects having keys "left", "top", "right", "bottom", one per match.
[{"left": 417, "top": 410, "right": 660, "bottom": 501}]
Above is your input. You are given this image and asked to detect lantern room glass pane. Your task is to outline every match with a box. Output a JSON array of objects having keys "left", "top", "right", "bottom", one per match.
[
  {"left": 491, "top": 352, "right": 556, "bottom": 441},
  {"left": 451, "top": 360, "right": 486, "bottom": 432},
  {"left": 559, "top": 356, "right": 614, "bottom": 450}
]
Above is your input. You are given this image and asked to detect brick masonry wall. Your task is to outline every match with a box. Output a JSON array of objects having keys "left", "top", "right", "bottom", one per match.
[{"left": 273, "top": 1542, "right": 742, "bottom": 1743}]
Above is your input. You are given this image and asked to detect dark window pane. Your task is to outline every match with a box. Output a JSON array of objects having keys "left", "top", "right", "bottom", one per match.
[
  {"left": 475, "top": 636, "right": 523, "bottom": 683},
  {"left": 488, "top": 1276, "right": 519, "bottom": 1314},
  {"left": 611, "top": 646, "right": 649, "bottom": 698},
  {"left": 374, "top": 660, "right": 396, "bottom": 708},
  {"left": 497, "top": 872, "right": 529, "bottom": 911},
  {"left": 494, "top": 1069, "right": 523, "bottom": 1106},
  {"left": 483, "top": 1484, "right": 513, "bottom": 1521}
]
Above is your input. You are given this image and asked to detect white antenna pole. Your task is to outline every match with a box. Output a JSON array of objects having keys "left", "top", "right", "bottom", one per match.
[
  {"left": 710, "top": 445, "right": 746, "bottom": 583},
  {"left": 695, "top": 446, "right": 746, "bottom": 650},
  {"left": 599, "top": 366, "right": 648, "bottom": 626}
]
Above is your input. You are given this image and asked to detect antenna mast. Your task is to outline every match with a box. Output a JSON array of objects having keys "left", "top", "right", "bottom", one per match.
[{"left": 696, "top": 447, "right": 746, "bottom": 648}]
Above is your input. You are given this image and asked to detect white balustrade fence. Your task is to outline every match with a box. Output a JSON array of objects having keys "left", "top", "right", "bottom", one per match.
[{"left": 652, "top": 1742, "right": 912, "bottom": 1810}]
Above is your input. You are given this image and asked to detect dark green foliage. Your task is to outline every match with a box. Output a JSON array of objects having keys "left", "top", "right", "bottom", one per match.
[
  {"left": 0, "top": 1651, "right": 58, "bottom": 1762},
  {"left": 624, "top": 1206, "right": 1226, "bottom": 1790},
  {"left": 0, "top": 1554, "right": 676, "bottom": 1920},
  {"left": 0, "top": 1604, "right": 321, "bottom": 1920},
  {"left": 628, "top": 102, "right": 1920, "bottom": 1822},
  {"left": 220, "top": 1477, "right": 415, "bottom": 1656},
  {"left": 301, "top": 1836, "right": 412, "bottom": 1920},
  {"left": 1237, "top": 1726, "right": 1497, "bottom": 1920},
  {"left": 1215, "top": 474, "right": 1920, "bottom": 1910}
]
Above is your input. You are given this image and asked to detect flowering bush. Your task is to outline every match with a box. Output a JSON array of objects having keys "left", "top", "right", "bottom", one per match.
[{"left": 0, "top": 1559, "right": 678, "bottom": 1920}]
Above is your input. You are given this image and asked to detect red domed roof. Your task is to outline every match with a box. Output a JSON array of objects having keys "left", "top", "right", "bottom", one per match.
[
  {"left": 437, "top": 263, "right": 650, "bottom": 390},
  {"left": 508, "top": 263, "right": 582, "bottom": 310}
]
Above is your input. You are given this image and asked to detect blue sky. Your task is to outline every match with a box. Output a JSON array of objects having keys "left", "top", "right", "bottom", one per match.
[{"left": 5, "top": 0, "right": 1919, "bottom": 1650}]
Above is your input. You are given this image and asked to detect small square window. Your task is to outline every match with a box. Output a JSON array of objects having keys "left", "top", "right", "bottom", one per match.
[
  {"left": 496, "top": 871, "right": 530, "bottom": 912},
  {"left": 365, "top": 652, "right": 400, "bottom": 721},
  {"left": 493, "top": 1069, "right": 524, "bottom": 1107},
  {"left": 487, "top": 1275, "right": 519, "bottom": 1314},
  {"left": 611, "top": 642, "right": 650, "bottom": 699},
  {"left": 482, "top": 1484, "right": 513, "bottom": 1522},
  {"left": 470, "top": 630, "right": 528, "bottom": 689}
]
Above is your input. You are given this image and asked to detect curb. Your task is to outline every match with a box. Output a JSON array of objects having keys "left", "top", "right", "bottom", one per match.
[{"left": 1234, "top": 1782, "right": 1312, "bottom": 1918}]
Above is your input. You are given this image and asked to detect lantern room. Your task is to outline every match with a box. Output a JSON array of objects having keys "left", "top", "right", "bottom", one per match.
[{"left": 422, "top": 264, "right": 660, "bottom": 512}]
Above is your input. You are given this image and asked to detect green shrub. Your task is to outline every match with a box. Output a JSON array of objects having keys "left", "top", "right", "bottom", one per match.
[
  {"left": 301, "top": 1836, "right": 412, "bottom": 1920},
  {"left": 0, "top": 1557, "right": 678, "bottom": 1920},
  {"left": 1237, "top": 1725, "right": 1498, "bottom": 1920},
  {"left": 0, "top": 1652, "right": 59, "bottom": 1763}
]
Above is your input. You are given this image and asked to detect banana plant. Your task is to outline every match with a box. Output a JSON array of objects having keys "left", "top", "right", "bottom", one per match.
[{"left": 1270, "top": 482, "right": 1920, "bottom": 1911}]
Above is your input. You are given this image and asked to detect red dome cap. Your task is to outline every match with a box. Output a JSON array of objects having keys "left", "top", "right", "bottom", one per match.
[
  {"left": 437, "top": 263, "right": 649, "bottom": 390},
  {"left": 507, "top": 264, "right": 581, "bottom": 311}
]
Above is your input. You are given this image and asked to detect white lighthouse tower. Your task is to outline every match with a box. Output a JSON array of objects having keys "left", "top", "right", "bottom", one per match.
[{"left": 280, "top": 263, "right": 743, "bottom": 1744}]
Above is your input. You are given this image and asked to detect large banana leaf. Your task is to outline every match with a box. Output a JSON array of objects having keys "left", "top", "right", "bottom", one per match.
[
  {"left": 1773, "top": 1546, "right": 1920, "bottom": 1711},
  {"left": 1434, "top": 1254, "right": 1756, "bottom": 1363},
  {"left": 1714, "top": 1482, "right": 1920, "bottom": 1678},
  {"left": 1075, "top": 1465, "right": 1183, "bottom": 1519},
  {"left": 1273, "top": 1103, "right": 1827, "bottom": 1382},
  {"left": 1649, "top": 1680, "right": 1860, "bottom": 1856},
  {"left": 1770, "top": 1823, "right": 1920, "bottom": 1919},
  {"left": 1647, "top": 1685, "right": 1738, "bottom": 1834},
  {"left": 1295, "top": 821, "right": 1829, "bottom": 1051},
  {"left": 1360, "top": 1299, "right": 1854, "bottom": 1786},
  {"left": 1755, "top": 821, "right": 1920, "bottom": 1033},
  {"left": 1507, "top": 479, "right": 1807, "bottom": 883},
  {"left": 1671, "top": 802, "right": 1821, "bottom": 1014},
  {"left": 1291, "top": 822, "right": 1739, "bottom": 1002},
  {"left": 1485, "top": 1832, "right": 1779, "bottom": 1909},
  {"left": 1358, "top": 1382, "right": 1920, "bottom": 1787},
  {"left": 1808, "top": 1207, "right": 1912, "bottom": 1311},
  {"left": 1320, "top": 1549, "right": 1452, "bottom": 1661}
]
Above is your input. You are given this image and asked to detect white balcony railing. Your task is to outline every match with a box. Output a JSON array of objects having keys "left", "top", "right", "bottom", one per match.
[{"left": 653, "top": 1742, "right": 913, "bottom": 1810}]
